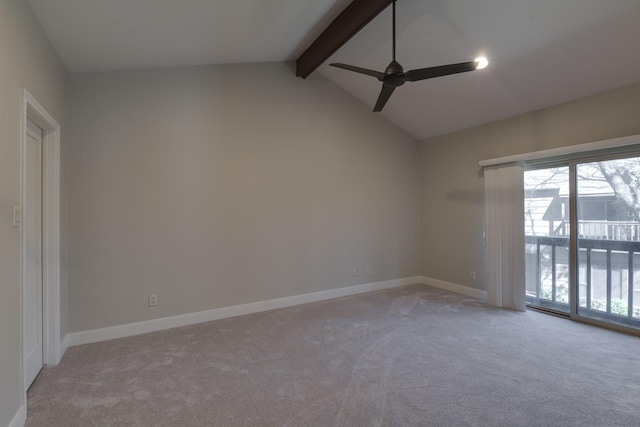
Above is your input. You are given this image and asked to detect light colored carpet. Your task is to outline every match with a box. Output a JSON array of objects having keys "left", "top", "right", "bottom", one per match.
[{"left": 26, "top": 284, "right": 640, "bottom": 426}]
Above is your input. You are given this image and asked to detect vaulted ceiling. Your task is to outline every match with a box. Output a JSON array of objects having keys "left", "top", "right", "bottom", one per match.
[{"left": 27, "top": 0, "right": 640, "bottom": 140}]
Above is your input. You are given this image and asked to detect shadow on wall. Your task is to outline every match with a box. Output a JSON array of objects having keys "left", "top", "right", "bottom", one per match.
[{"left": 446, "top": 189, "right": 484, "bottom": 204}]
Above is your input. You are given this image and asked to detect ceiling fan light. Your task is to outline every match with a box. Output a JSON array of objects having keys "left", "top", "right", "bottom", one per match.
[{"left": 474, "top": 57, "right": 489, "bottom": 70}]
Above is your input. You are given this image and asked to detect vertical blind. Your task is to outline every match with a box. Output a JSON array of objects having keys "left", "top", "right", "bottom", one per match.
[{"left": 484, "top": 163, "right": 526, "bottom": 311}]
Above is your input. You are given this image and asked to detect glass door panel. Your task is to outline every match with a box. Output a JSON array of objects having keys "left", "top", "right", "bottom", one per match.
[
  {"left": 524, "top": 167, "right": 570, "bottom": 313},
  {"left": 576, "top": 158, "right": 640, "bottom": 328}
]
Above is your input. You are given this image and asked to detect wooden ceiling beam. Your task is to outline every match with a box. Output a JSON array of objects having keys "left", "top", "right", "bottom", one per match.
[{"left": 296, "top": 0, "right": 392, "bottom": 79}]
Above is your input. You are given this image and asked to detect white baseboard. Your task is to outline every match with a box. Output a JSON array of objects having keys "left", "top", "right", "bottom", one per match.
[
  {"left": 8, "top": 404, "right": 26, "bottom": 427},
  {"left": 68, "top": 276, "right": 422, "bottom": 347},
  {"left": 59, "top": 334, "right": 69, "bottom": 360},
  {"left": 420, "top": 276, "right": 488, "bottom": 301}
]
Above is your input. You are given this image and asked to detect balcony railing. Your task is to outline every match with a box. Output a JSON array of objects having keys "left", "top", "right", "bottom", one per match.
[
  {"left": 525, "top": 234, "right": 640, "bottom": 327},
  {"left": 578, "top": 220, "right": 640, "bottom": 241}
]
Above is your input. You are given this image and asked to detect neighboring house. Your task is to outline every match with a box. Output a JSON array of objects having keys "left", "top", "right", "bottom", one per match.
[{"left": 525, "top": 167, "right": 640, "bottom": 240}]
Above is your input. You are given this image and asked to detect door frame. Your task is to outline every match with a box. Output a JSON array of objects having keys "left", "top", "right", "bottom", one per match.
[{"left": 21, "top": 89, "right": 61, "bottom": 392}]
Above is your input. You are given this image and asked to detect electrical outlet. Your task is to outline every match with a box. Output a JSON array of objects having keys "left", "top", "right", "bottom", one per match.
[
  {"left": 470, "top": 271, "right": 476, "bottom": 280},
  {"left": 352, "top": 268, "right": 357, "bottom": 277},
  {"left": 149, "top": 294, "right": 157, "bottom": 306},
  {"left": 366, "top": 266, "right": 372, "bottom": 275}
]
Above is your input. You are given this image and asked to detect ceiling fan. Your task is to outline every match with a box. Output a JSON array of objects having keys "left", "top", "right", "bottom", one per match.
[{"left": 330, "top": 0, "right": 488, "bottom": 112}]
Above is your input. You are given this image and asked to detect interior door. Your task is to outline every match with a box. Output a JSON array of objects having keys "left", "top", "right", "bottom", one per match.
[{"left": 24, "top": 118, "right": 43, "bottom": 388}]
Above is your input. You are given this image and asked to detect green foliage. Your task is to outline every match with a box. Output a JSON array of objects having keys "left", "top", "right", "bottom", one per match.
[
  {"left": 578, "top": 297, "right": 640, "bottom": 317},
  {"left": 611, "top": 299, "right": 628, "bottom": 316},
  {"left": 541, "top": 288, "right": 640, "bottom": 317}
]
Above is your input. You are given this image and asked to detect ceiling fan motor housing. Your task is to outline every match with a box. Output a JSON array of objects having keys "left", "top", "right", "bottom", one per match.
[{"left": 382, "top": 60, "right": 406, "bottom": 87}]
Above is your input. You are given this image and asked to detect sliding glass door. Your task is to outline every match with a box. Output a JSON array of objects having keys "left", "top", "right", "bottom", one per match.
[
  {"left": 525, "top": 155, "right": 640, "bottom": 330},
  {"left": 576, "top": 158, "right": 640, "bottom": 327}
]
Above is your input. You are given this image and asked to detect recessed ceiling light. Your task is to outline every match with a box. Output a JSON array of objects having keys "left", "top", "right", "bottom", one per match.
[{"left": 474, "top": 57, "right": 489, "bottom": 70}]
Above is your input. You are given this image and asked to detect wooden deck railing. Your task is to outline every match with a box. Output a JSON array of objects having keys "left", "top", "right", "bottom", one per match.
[
  {"left": 578, "top": 221, "right": 640, "bottom": 241},
  {"left": 525, "top": 234, "right": 640, "bottom": 326}
]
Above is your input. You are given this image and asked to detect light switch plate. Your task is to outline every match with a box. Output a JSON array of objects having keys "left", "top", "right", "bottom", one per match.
[{"left": 12, "top": 206, "right": 20, "bottom": 227}]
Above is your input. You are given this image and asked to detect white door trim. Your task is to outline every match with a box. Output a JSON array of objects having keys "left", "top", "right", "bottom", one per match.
[{"left": 21, "top": 89, "right": 61, "bottom": 392}]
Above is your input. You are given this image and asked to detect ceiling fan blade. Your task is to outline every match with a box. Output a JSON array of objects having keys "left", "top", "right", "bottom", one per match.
[
  {"left": 330, "top": 63, "right": 385, "bottom": 80},
  {"left": 373, "top": 85, "right": 395, "bottom": 112},
  {"left": 404, "top": 61, "right": 477, "bottom": 82}
]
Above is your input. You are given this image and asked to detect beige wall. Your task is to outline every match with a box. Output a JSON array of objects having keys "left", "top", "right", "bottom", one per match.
[
  {"left": 420, "top": 82, "right": 640, "bottom": 291},
  {"left": 0, "top": 0, "right": 68, "bottom": 425},
  {"left": 68, "top": 63, "right": 420, "bottom": 332}
]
